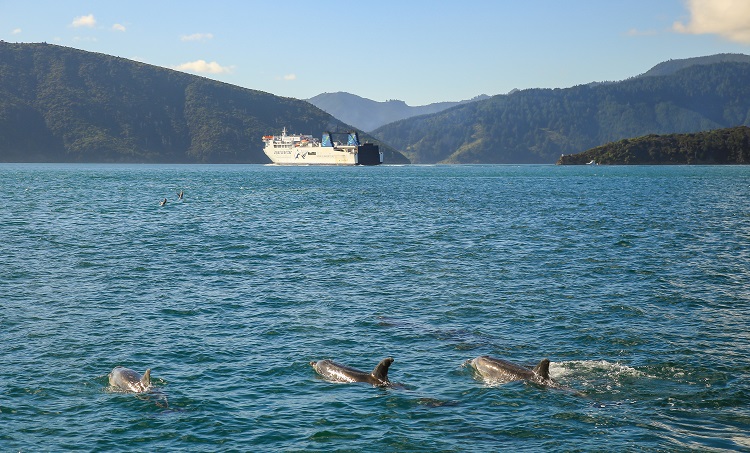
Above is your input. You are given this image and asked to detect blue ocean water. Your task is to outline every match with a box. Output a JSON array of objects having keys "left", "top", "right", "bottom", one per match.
[{"left": 1, "top": 163, "right": 749, "bottom": 452}]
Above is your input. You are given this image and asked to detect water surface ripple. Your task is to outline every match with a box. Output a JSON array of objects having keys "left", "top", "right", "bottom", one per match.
[{"left": 1, "top": 164, "right": 749, "bottom": 451}]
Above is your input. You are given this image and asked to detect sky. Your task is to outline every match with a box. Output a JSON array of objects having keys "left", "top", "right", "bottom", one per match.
[{"left": 2, "top": 0, "right": 750, "bottom": 106}]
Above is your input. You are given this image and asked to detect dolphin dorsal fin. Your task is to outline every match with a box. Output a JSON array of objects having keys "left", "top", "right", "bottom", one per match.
[
  {"left": 533, "top": 359, "right": 550, "bottom": 380},
  {"left": 141, "top": 369, "right": 152, "bottom": 388},
  {"left": 371, "top": 357, "right": 394, "bottom": 383}
]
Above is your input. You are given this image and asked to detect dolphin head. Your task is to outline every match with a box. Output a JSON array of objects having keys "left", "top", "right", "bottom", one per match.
[{"left": 109, "top": 366, "right": 153, "bottom": 393}]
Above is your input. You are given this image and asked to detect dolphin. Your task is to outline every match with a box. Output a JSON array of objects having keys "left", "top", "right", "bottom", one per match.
[
  {"left": 310, "top": 357, "right": 394, "bottom": 387},
  {"left": 108, "top": 366, "right": 152, "bottom": 393},
  {"left": 471, "top": 355, "right": 555, "bottom": 386}
]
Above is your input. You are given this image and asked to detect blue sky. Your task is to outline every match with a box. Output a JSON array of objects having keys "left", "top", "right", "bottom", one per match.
[{"left": 2, "top": 0, "right": 750, "bottom": 105}]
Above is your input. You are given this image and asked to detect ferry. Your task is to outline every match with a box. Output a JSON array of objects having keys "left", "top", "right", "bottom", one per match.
[{"left": 262, "top": 128, "right": 383, "bottom": 165}]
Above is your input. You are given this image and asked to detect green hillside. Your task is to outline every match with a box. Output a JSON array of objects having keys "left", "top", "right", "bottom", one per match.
[
  {"left": 0, "top": 42, "right": 408, "bottom": 164},
  {"left": 557, "top": 126, "right": 750, "bottom": 165},
  {"left": 372, "top": 59, "right": 750, "bottom": 164}
]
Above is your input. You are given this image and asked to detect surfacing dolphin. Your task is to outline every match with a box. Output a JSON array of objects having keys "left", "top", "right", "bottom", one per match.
[
  {"left": 310, "top": 357, "right": 394, "bottom": 387},
  {"left": 471, "top": 355, "right": 556, "bottom": 387},
  {"left": 108, "top": 366, "right": 152, "bottom": 393}
]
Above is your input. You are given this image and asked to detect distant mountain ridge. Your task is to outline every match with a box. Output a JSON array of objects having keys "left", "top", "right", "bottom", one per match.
[
  {"left": 371, "top": 55, "right": 750, "bottom": 164},
  {"left": 0, "top": 42, "right": 409, "bottom": 164},
  {"left": 2, "top": 44, "right": 749, "bottom": 166},
  {"left": 307, "top": 92, "right": 489, "bottom": 132}
]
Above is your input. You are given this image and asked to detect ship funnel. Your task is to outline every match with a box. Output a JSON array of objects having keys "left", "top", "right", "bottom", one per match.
[
  {"left": 347, "top": 132, "right": 360, "bottom": 146},
  {"left": 322, "top": 132, "right": 333, "bottom": 147}
]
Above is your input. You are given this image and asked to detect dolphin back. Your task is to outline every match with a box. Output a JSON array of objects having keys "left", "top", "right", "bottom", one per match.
[
  {"left": 311, "top": 357, "right": 395, "bottom": 386},
  {"left": 472, "top": 355, "right": 557, "bottom": 386},
  {"left": 370, "top": 357, "right": 394, "bottom": 384},
  {"left": 311, "top": 359, "right": 367, "bottom": 383}
]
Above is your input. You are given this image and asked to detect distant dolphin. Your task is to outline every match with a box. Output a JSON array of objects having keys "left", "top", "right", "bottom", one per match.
[
  {"left": 470, "top": 355, "right": 555, "bottom": 386},
  {"left": 108, "top": 366, "right": 152, "bottom": 393},
  {"left": 310, "top": 357, "right": 394, "bottom": 387}
]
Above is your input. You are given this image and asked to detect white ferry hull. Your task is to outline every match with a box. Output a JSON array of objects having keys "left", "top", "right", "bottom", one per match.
[
  {"left": 262, "top": 128, "right": 382, "bottom": 166},
  {"left": 264, "top": 146, "right": 360, "bottom": 165}
]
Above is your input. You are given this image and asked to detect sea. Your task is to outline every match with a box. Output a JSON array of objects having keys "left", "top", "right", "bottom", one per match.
[{"left": 1, "top": 163, "right": 749, "bottom": 452}]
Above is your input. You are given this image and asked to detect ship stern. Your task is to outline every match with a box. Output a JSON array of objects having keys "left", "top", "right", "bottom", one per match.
[{"left": 357, "top": 143, "right": 382, "bottom": 165}]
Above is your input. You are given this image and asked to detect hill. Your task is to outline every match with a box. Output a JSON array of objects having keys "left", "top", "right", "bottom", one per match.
[
  {"left": 307, "top": 92, "right": 489, "bottom": 132},
  {"left": 371, "top": 56, "right": 750, "bottom": 164},
  {"left": 557, "top": 126, "right": 750, "bottom": 165},
  {"left": 637, "top": 53, "right": 750, "bottom": 78},
  {"left": 0, "top": 42, "right": 409, "bottom": 164}
]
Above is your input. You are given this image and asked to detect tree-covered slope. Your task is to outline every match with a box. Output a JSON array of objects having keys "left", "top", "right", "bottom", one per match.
[
  {"left": 0, "top": 42, "right": 409, "bottom": 163},
  {"left": 557, "top": 126, "right": 750, "bottom": 165},
  {"left": 371, "top": 60, "right": 750, "bottom": 164}
]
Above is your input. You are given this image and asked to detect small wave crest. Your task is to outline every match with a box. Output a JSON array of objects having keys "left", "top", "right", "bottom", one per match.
[
  {"left": 551, "top": 360, "right": 644, "bottom": 379},
  {"left": 550, "top": 360, "right": 650, "bottom": 398}
]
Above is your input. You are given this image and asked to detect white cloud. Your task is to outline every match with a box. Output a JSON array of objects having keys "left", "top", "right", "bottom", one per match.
[
  {"left": 112, "top": 23, "right": 126, "bottom": 32},
  {"left": 282, "top": 74, "right": 297, "bottom": 81},
  {"left": 674, "top": 0, "right": 750, "bottom": 44},
  {"left": 12, "top": 28, "right": 21, "bottom": 35},
  {"left": 181, "top": 33, "right": 214, "bottom": 42},
  {"left": 173, "top": 59, "right": 233, "bottom": 74},
  {"left": 72, "top": 14, "right": 96, "bottom": 28}
]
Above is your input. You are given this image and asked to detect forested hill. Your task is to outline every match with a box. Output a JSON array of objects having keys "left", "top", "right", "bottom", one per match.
[
  {"left": 557, "top": 126, "right": 750, "bottom": 165},
  {"left": 0, "top": 42, "right": 409, "bottom": 163},
  {"left": 371, "top": 58, "right": 750, "bottom": 164}
]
